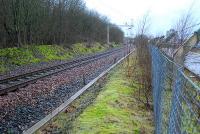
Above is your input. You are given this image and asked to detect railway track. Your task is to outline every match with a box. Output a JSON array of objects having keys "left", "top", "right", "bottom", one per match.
[
  {"left": 0, "top": 47, "right": 126, "bottom": 95},
  {"left": 23, "top": 49, "right": 133, "bottom": 134}
]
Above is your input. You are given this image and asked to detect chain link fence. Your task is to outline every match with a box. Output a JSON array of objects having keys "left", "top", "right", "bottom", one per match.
[{"left": 150, "top": 45, "right": 200, "bottom": 134}]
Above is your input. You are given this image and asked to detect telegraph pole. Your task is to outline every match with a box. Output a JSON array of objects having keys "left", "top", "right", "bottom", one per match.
[{"left": 107, "top": 24, "right": 110, "bottom": 44}]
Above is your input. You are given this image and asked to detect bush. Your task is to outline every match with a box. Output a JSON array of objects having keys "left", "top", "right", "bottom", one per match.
[{"left": 134, "top": 35, "right": 152, "bottom": 109}]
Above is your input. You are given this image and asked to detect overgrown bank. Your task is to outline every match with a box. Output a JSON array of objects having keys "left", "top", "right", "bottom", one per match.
[
  {"left": 0, "top": 0, "right": 124, "bottom": 48},
  {"left": 0, "top": 43, "right": 117, "bottom": 73},
  {"left": 37, "top": 54, "right": 154, "bottom": 134}
]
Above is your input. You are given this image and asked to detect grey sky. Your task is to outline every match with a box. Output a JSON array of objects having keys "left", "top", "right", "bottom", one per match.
[{"left": 85, "top": 0, "right": 200, "bottom": 36}]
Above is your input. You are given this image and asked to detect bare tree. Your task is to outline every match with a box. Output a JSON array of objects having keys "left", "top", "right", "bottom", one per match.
[
  {"left": 157, "top": 5, "right": 196, "bottom": 58},
  {"left": 134, "top": 13, "right": 152, "bottom": 109},
  {"left": 136, "top": 12, "right": 151, "bottom": 35},
  {"left": 174, "top": 7, "right": 195, "bottom": 45},
  {"left": 172, "top": 4, "right": 197, "bottom": 61}
]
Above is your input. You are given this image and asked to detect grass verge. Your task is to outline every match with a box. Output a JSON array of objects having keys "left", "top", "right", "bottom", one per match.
[
  {"left": 37, "top": 54, "right": 154, "bottom": 134},
  {"left": 72, "top": 57, "right": 154, "bottom": 134}
]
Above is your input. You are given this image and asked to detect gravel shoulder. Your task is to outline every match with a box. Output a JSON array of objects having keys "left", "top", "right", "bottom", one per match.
[{"left": 0, "top": 50, "right": 125, "bottom": 133}]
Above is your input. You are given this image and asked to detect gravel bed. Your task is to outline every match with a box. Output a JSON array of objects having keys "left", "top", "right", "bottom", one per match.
[
  {"left": 40, "top": 74, "right": 108, "bottom": 134},
  {"left": 0, "top": 50, "right": 125, "bottom": 133},
  {"left": 0, "top": 58, "right": 71, "bottom": 80},
  {"left": 0, "top": 50, "right": 110, "bottom": 80}
]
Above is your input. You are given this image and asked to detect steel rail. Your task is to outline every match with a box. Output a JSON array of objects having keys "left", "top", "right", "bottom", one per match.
[
  {"left": 23, "top": 49, "right": 134, "bottom": 134},
  {"left": 0, "top": 48, "right": 121, "bottom": 83},
  {"left": 0, "top": 47, "right": 126, "bottom": 95}
]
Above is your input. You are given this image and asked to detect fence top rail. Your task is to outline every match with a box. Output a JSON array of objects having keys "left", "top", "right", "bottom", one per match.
[
  {"left": 150, "top": 45, "right": 200, "bottom": 92},
  {"left": 180, "top": 70, "right": 200, "bottom": 92},
  {"left": 150, "top": 44, "right": 182, "bottom": 67}
]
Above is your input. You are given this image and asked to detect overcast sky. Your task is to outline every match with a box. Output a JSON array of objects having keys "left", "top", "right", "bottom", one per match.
[{"left": 85, "top": 0, "right": 200, "bottom": 36}]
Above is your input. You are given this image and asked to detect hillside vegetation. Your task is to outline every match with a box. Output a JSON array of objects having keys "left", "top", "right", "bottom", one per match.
[
  {"left": 0, "top": 0, "right": 124, "bottom": 73},
  {"left": 0, "top": 0, "right": 123, "bottom": 48},
  {"left": 0, "top": 43, "right": 112, "bottom": 73}
]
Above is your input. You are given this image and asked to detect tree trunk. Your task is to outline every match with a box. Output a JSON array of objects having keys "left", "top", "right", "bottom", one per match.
[{"left": 17, "top": 31, "right": 21, "bottom": 47}]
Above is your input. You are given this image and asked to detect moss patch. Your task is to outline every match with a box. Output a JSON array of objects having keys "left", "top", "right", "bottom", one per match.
[
  {"left": 71, "top": 42, "right": 106, "bottom": 56},
  {"left": 0, "top": 43, "right": 107, "bottom": 73}
]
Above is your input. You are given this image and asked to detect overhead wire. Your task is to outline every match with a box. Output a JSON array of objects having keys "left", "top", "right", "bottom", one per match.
[{"left": 86, "top": 0, "right": 133, "bottom": 35}]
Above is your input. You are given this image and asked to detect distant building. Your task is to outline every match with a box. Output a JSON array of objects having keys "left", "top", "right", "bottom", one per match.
[{"left": 166, "top": 29, "right": 179, "bottom": 44}]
